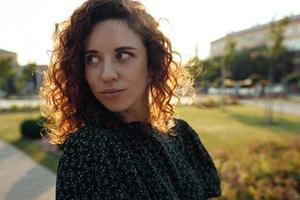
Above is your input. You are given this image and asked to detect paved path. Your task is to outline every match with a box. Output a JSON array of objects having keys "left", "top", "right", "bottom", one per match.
[
  {"left": 241, "top": 99, "right": 300, "bottom": 116},
  {"left": 0, "top": 139, "right": 56, "bottom": 200},
  {"left": 0, "top": 99, "right": 40, "bottom": 109}
]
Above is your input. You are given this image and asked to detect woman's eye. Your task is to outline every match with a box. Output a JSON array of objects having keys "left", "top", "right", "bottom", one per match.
[
  {"left": 116, "top": 52, "right": 131, "bottom": 61},
  {"left": 85, "top": 55, "right": 99, "bottom": 64}
]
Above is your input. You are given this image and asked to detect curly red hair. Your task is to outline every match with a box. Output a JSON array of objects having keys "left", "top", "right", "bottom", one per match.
[{"left": 40, "top": 0, "right": 194, "bottom": 144}]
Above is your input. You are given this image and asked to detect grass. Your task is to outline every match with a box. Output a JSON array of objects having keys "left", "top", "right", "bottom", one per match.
[
  {"left": 0, "top": 104, "right": 299, "bottom": 174},
  {"left": 176, "top": 105, "right": 300, "bottom": 199},
  {"left": 0, "top": 111, "right": 59, "bottom": 173},
  {"left": 1, "top": 105, "right": 299, "bottom": 199},
  {"left": 175, "top": 104, "right": 300, "bottom": 150}
]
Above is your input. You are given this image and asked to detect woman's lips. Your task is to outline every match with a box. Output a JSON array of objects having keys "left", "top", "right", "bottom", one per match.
[{"left": 101, "top": 89, "right": 125, "bottom": 99}]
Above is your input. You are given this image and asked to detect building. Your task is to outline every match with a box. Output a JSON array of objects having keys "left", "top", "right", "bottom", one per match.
[
  {"left": 0, "top": 48, "right": 20, "bottom": 75},
  {"left": 0, "top": 48, "right": 17, "bottom": 61},
  {"left": 210, "top": 14, "right": 300, "bottom": 72}
]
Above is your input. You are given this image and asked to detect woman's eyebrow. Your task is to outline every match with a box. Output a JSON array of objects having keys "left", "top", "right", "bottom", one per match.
[
  {"left": 84, "top": 50, "right": 98, "bottom": 55},
  {"left": 115, "top": 46, "right": 137, "bottom": 52}
]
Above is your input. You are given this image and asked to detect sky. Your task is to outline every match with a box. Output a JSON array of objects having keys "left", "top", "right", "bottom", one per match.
[{"left": 0, "top": 0, "right": 299, "bottom": 66}]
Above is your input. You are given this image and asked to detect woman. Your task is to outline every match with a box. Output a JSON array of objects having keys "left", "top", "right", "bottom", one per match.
[{"left": 40, "top": 0, "right": 221, "bottom": 199}]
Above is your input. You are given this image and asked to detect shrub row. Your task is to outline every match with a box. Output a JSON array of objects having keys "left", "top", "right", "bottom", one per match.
[
  {"left": 213, "top": 140, "right": 300, "bottom": 200},
  {"left": 20, "top": 117, "right": 64, "bottom": 152},
  {"left": 193, "top": 96, "right": 239, "bottom": 108},
  {"left": 20, "top": 117, "right": 45, "bottom": 139}
]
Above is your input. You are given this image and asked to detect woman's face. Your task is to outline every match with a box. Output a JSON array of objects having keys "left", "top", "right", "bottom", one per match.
[{"left": 84, "top": 19, "right": 149, "bottom": 122}]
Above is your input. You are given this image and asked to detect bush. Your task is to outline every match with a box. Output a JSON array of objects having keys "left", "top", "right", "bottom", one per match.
[
  {"left": 285, "top": 72, "right": 300, "bottom": 84},
  {"left": 10, "top": 105, "right": 22, "bottom": 112},
  {"left": 20, "top": 117, "right": 45, "bottom": 139},
  {"left": 193, "top": 96, "right": 239, "bottom": 108},
  {"left": 213, "top": 140, "right": 300, "bottom": 200}
]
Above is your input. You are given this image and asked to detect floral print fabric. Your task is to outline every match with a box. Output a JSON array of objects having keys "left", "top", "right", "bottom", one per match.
[{"left": 56, "top": 119, "right": 221, "bottom": 199}]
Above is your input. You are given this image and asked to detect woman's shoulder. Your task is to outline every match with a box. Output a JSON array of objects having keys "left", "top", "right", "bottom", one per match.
[
  {"left": 172, "top": 118, "right": 205, "bottom": 150},
  {"left": 63, "top": 125, "right": 118, "bottom": 151},
  {"left": 173, "top": 118, "right": 222, "bottom": 197},
  {"left": 58, "top": 125, "right": 124, "bottom": 170},
  {"left": 173, "top": 118, "right": 194, "bottom": 133},
  {"left": 174, "top": 118, "right": 189, "bottom": 127}
]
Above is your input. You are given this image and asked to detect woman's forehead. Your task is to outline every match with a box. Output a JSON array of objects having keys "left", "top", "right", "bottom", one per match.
[{"left": 85, "top": 19, "right": 144, "bottom": 51}]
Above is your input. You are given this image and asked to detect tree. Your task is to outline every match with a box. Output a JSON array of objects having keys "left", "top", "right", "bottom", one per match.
[
  {"left": 231, "top": 45, "right": 270, "bottom": 81},
  {"left": 269, "top": 17, "right": 289, "bottom": 62},
  {"left": 185, "top": 45, "right": 206, "bottom": 88},
  {"left": 220, "top": 35, "right": 236, "bottom": 107},
  {"left": 266, "top": 17, "right": 289, "bottom": 124},
  {"left": 202, "top": 56, "right": 222, "bottom": 84},
  {"left": 0, "top": 57, "right": 16, "bottom": 96},
  {"left": 186, "top": 55, "right": 203, "bottom": 86},
  {"left": 15, "top": 63, "right": 38, "bottom": 95}
]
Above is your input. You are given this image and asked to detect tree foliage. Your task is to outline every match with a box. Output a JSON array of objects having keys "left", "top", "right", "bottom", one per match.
[
  {"left": 0, "top": 58, "right": 38, "bottom": 96},
  {"left": 269, "top": 17, "right": 289, "bottom": 61},
  {"left": 185, "top": 55, "right": 206, "bottom": 87},
  {"left": 201, "top": 17, "right": 294, "bottom": 85},
  {"left": 222, "top": 35, "right": 236, "bottom": 70},
  {"left": 230, "top": 45, "right": 270, "bottom": 81},
  {"left": 202, "top": 56, "right": 222, "bottom": 83},
  {"left": 0, "top": 57, "right": 16, "bottom": 95},
  {"left": 15, "top": 63, "right": 37, "bottom": 95}
]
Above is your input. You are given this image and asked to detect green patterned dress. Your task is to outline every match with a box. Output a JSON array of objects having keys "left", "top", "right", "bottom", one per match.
[{"left": 56, "top": 119, "right": 221, "bottom": 199}]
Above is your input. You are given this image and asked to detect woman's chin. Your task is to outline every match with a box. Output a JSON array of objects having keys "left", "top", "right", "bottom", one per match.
[{"left": 102, "top": 104, "right": 125, "bottom": 113}]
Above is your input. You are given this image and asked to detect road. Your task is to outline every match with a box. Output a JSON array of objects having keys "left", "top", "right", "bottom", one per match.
[
  {"left": 1, "top": 97, "right": 299, "bottom": 116},
  {"left": 0, "top": 99, "right": 40, "bottom": 109}
]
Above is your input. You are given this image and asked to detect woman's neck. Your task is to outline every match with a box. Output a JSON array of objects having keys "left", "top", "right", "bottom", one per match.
[
  {"left": 120, "top": 95, "right": 148, "bottom": 123},
  {"left": 121, "top": 106, "right": 148, "bottom": 123}
]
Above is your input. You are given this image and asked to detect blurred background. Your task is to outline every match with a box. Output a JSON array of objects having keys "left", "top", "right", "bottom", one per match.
[{"left": 0, "top": 0, "right": 300, "bottom": 199}]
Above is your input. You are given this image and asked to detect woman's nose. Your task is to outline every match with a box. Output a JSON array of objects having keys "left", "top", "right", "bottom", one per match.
[{"left": 101, "top": 59, "right": 118, "bottom": 82}]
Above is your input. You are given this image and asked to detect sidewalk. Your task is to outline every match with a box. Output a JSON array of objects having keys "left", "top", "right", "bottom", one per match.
[
  {"left": 0, "top": 139, "right": 56, "bottom": 200},
  {"left": 240, "top": 98, "right": 300, "bottom": 116}
]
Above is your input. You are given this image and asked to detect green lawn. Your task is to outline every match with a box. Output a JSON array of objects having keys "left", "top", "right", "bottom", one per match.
[
  {"left": 0, "top": 104, "right": 299, "bottom": 196},
  {"left": 176, "top": 105, "right": 300, "bottom": 150},
  {"left": 1, "top": 105, "right": 299, "bottom": 172},
  {"left": 176, "top": 105, "right": 300, "bottom": 199}
]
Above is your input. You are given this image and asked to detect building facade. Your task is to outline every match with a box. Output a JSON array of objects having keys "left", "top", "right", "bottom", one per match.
[
  {"left": 0, "top": 48, "right": 17, "bottom": 61},
  {"left": 0, "top": 48, "right": 20, "bottom": 75},
  {"left": 210, "top": 14, "right": 300, "bottom": 72}
]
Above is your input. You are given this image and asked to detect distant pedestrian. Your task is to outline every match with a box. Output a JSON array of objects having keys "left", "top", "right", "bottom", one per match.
[{"left": 40, "top": 0, "right": 221, "bottom": 199}]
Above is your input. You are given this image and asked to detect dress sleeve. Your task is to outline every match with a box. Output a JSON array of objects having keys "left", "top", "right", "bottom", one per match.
[
  {"left": 178, "top": 119, "right": 222, "bottom": 199},
  {"left": 55, "top": 128, "right": 130, "bottom": 200}
]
